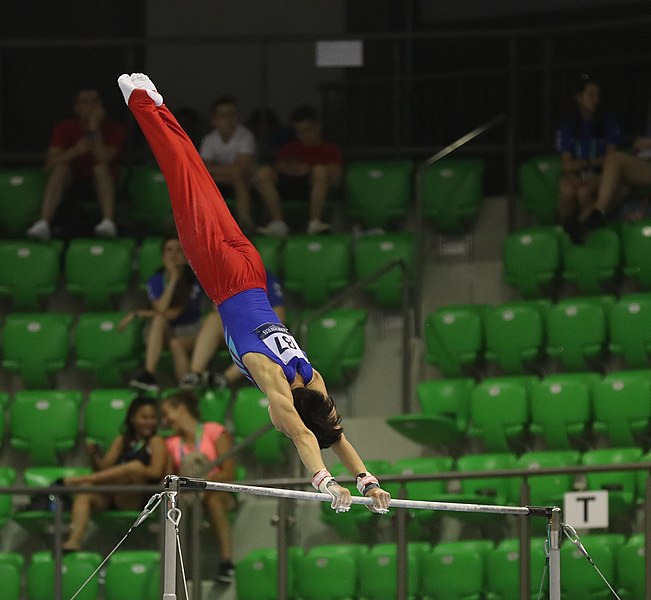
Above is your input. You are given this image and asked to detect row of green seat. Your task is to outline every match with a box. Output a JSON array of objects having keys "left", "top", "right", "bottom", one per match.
[
  {"left": 0, "top": 549, "right": 159, "bottom": 600},
  {"left": 425, "top": 294, "right": 651, "bottom": 376},
  {"left": 390, "top": 371, "right": 651, "bottom": 453},
  {"left": 236, "top": 534, "right": 646, "bottom": 600},
  {"left": 503, "top": 222, "right": 651, "bottom": 298},
  {"left": 0, "top": 306, "right": 367, "bottom": 389}
]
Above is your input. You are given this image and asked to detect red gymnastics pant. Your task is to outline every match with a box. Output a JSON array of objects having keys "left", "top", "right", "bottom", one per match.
[{"left": 127, "top": 89, "right": 266, "bottom": 305}]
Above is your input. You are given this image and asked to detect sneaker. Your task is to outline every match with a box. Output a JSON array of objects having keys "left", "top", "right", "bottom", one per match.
[
  {"left": 129, "top": 371, "right": 159, "bottom": 394},
  {"left": 257, "top": 219, "right": 289, "bottom": 237},
  {"left": 306, "top": 219, "right": 331, "bottom": 235},
  {"left": 94, "top": 218, "right": 117, "bottom": 238},
  {"left": 217, "top": 559, "right": 235, "bottom": 584},
  {"left": 27, "top": 219, "right": 51, "bottom": 241},
  {"left": 179, "top": 371, "right": 205, "bottom": 390},
  {"left": 207, "top": 372, "right": 228, "bottom": 390}
]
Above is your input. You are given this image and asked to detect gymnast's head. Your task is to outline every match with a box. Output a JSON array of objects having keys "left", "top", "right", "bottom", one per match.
[{"left": 291, "top": 387, "right": 343, "bottom": 449}]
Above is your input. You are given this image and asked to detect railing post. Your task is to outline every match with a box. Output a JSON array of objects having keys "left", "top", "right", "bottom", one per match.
[
  {"left": 646, "top": 471, "right": 651, "bottom": 600},
  {"left": 275, "top": 498, "right": 292, "bottom": 600},
  {"left": 396, "top": 483, "right": 409, "bottom": 600},
  {"left": 519, "top": 479, "right": 531, "bottom": 600},
  {"left": 53, "top": 492, "right": 63, "bottom": 600}
]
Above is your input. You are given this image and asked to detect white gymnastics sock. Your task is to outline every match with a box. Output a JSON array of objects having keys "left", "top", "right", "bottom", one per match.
[{"left": 117, "top": 72, "right": 163, "bottom": 107}]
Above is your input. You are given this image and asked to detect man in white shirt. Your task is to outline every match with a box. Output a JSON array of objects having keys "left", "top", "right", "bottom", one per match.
[{"left": 200, "top": 96, "right": 256, "bottom": 233}]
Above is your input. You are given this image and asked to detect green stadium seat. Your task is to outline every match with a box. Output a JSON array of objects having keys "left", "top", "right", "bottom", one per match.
[
  {"left": 235, "top": 547, "right": 304, "bottom": 600},
  {"left": 282, "top": 234, "right": 352, "bottom": 306},
  {"left": 232, "top": 387, "right": 289, "bottom": 465},
  {"left": 421, "top": 540, "right": 490, "bottom": 600},
  {"left": 27, "top": 550, "right": 103, "bottom": 600},
  {"left": 560, "top": 535, "right": 616, "bottom": 600},
  {"left": 75, "top": 312, "right": 143, "bottom": 387},
  {"left": 609, "top": 293, "right": 651, "bottom": 368},
  {"left": 469, "top": 377, "right": 530, "bottom": 452},
  {"left": 84, "top": 388, "right": 138, "bottom": 451},
  {"left": 358, "top": 543, "right": 423, "bottom": 600},
  {"left": 0, "top": 240, "right": 62, "bottom": 310},
  {"left": 502, "top": 226, "right": 561, "bottom": 298},
  {"left": 621, "top": 218, "right": 651, "bottom": 289},
  {"left": 1, "top": 312, "right": 71, "bottom": 387},
  {"left": 424, "top": 304, "right": 485, "bottom": 377},
  {"left": 137, "top": 236, "right": 164, "bottom": 288},
  {"left": 517, "top": 153, "right": 562, "bottom": 225},
  {"left": 0, "top": 552, "right": 24, "bottom": 600},
  {"left": 386, "top": 377, "right": 474, "bottom": 449},
  {"left": 581, "top": 447, "right": 644, "bottom": 524},
  {"left": 637, "top": 450, "right": 651, "bottom": 505},
  {"left": 562, "top": 228, "right": 621, "bottom": 294},
  {"left": 305, "top": 308, "right": 368, "bottom": 387},
  {"left": 0, "top": 167, "right": 47, "bottom": 236},
  {"left": 294, "top": 544, "right": 358, "bottom": 600},
  {"left": 530, "top": 377, "right": 592, "bottom": 450},
  {"left": 593, "top": 371, "right": 651, "bottom": 447},
  {"left": 421, "top": 157, "right": 484, "bottom": 234},
  {"left": 354, "top": 232, "right": 415, "bottom": 308},
  {"left": 104, "top": 550, "right": 160, "bottom": 600},
  {"left": 546, "top": 298, "right": 608, "bottom": 372},
  {"left": 0, "top": 467, "right": 17, "bottom": 529},
  {"left": 344, "top": 159, "right": 414, "bottom": 229},
  {"left": 199, "top": 387, "right": 231, "bottom": 424},
  {"left": 126, "top": 165, "right": 175, "bottom": 235},
  {"left": 252, "top": 234, "right": 285, "bottom": 275},
  {"left": 616, "top": 533, "right": 646, "bottom": 600},
  {"left": 65, "top": 238, "right": 136, "bottom": 309},
  {"left": 484, "top": 301, "right": 545, "bottom": 375},
  {"left": 10, "top": 391, "right": 81, "bottom": 465}
]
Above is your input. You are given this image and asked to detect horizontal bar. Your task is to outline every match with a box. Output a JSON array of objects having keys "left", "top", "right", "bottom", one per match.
[{"left": 176, "top": 477, "right": 534, "bottom": 516}]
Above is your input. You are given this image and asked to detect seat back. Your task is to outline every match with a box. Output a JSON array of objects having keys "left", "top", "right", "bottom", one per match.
[
  {"left": 386, "top": 456, "right": 454, "bottom": 500},
  {"left": 517, "top": 154, "right": 562, "bottom": 225},
  {"left": 358, "top": 543, "right": 421, "bottom": 600},
  {"left": 306, "top": 308, "right": 368, "bottom": 387},
  {"left": 344, "top": 159, "right": 414, "bottom": 229},
  {"left": 27, "top": 551, "right": 103, "bottom": 600},
  {"left": 502, "top": 227, "right": 561, "bottom": 298},
  {"left": 0, "top": 241, "right": 62, "bottom": 310},
  {"left": 0, "top": 167, "right": 47, "bottom": 235},
  {"left": 1, "top": 312, "right": 71, "bottom": 388},
  {"left": 126, "top": 165, "right": 175, "bottom": 235},
  {"left": 422, "top": 541, "right": 486, "bottom": 600},
  {"left": 0, "top": 552, "right": 24, "bottom": 600},
  {"left": 252, "top": 234, "right": 285, "bottom": 275},
  {"left": 0, "top": 467, "right": 17, "bottom": 528},
  {"left": 560, "top": 537, "right": 615, "bottom": 600},
  {"left": 422, "top": 157, "right": 484, "bottom": 234},
  {"left": 236, "top": 547, "right": 303, "bottom": 600},
  {"left": 137, "top": 237, "right": 164, "bottom": 288},
  {"left": 85, "top": 389, "right": 138, "bottom": 450},
  {"left": 562, "top": 228, "right": 621, "bottom": 294},
  {"left": 608, "top": 293, "right": 651, "bottom": 368},
  {"left": 65, "top": 238, "right": 136, "bottom": 309},
  {"left": 104, "top": 550, "right": 160, "bottom": 600},
  {"left": 294, "top": 545, "right": 358, "bottom": 600},
  {"left": 621, "top": 218, "right": 651, "bottom": 288},
  {"left": 199, "top": 388, "right": 231, "bottom": 425},
  {"left": 511, "top": 450, "right": 580, "bottom": 506},
  {"left": 283, "top": 234, "right": 352, "bottom": 306},
  {"left": 456, "top": 453, "right": 517, "bottom": 505},
  {"left": 354, "top": 232, "right": 415, "bottom": 308},
  {"left": 616, "top": 534, "right": 645, "bottom": 600},
  {"left": 417, "top": 377, "right": 475, "bottom": 430}
]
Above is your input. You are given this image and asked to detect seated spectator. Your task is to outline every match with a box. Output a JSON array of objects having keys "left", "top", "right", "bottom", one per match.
[
  {"left": 180, "top": 270, "right": 286, "bottom": 389},
  {"left": 27, "top": 87, "right": 125, "bottom": 241},
  {"left": 62, "top": 396, "right": 166, "bottom": 551},
  {"left": 556, "top": 73, "right": 621, "bottom": 243},
  {"left": 161, "top": 389, "right": 237, "bottom": 584},
  {"left": 200, "top": 95, "right": 256, "bottom": 234},
  {"left": 256, "top": 105, "right": 343, "bottom": 236},
  {"left": 124, "top": 237, "right": 207, "bottom": 393},
  {"left": 245, "top": 108, "right": 295, "bottom": 165}
]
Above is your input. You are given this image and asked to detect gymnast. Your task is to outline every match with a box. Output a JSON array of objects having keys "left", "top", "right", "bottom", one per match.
[{"left": 117, "top": 73, "right": 390, "bottom": 514}]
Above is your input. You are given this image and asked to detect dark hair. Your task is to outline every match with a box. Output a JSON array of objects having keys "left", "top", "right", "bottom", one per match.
[
  {"left": 122, "top": 395, "right": 158, "bottom": 447},
  {"left": 290, "top": 105, "right": 318, "bottom": 124},
  {"left": 163, "top": 389, "right": 200, "bottom": 420},
  {"left": 157, "top": 237, "right": 196, "bottom": 309},
  {"left": 292, "top": 387, "right": 342, "bottom": 449},
  {"left": 565, "top": 72, "right": 606, "bottom": 139},
  {"left": 211, "top": 95, "right": 238, "bottom": 113}
]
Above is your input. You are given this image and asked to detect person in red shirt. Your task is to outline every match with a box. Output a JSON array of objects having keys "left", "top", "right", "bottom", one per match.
[
  {"left": 256, "top": 106, "right": 343, "bottom": 235},
  {"left": 27, "top": 88, "right": 125, "bottom": 241}
]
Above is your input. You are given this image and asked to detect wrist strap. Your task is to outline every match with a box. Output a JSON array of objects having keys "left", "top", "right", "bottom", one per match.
[
  {"left": 357, "top": 472, "right": 380, "bottom": 496},
  {"left": 312, "top": 469, "right": 332, "bottom": 492}
]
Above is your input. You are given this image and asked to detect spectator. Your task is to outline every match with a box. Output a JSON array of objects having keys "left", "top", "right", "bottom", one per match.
[
  {"left": 161, "top": 389, "right": 237, "bottom": 584},
  {"left": 200, "top": 95, "right": 256, "bottom": 234},
  {"left": 62, "top": 395, "right": 167, "bottom": 551},
  {"left": 180, "top": 270, "right": 286, "bottom": 390},
  {"left": 124, "top": 237, "right": 206, "bottom": 393},
  {"left": 245, "top": 108, "right": 294, "bottom": 165},
  {"left": 27, "top": 87, "right": 125, "bottom": 241},
  {"left": 555, "top": 73, "right": 621, "bottom": 243},
  {"left": 256, "top": 105, "right": 343, "bottom": 236}
]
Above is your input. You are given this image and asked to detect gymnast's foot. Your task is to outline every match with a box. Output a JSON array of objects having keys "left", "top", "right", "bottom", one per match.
[{"left": 117, "top": 72, "right": 163, "bottom": 107}]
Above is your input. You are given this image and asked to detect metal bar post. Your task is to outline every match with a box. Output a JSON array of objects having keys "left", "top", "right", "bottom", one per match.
[
  {"left": 396, "top": 484, "right": 408, "bottom": 600},
  {"left": 163, "top": 478, "right": 179, "bottom": 600},
  {"left": 191, "top": 500, "right": 202, "bottom": 600},
  {"left": 519, "top": 480, "right": 531, "bottom": 600},
  {"left": 276, "top": 498, "right": 291, "bottom": 600},
  {"left": 548, "top": 508, "right": 562, "bottom": 600},
  {"left": 53, "top": 492, "right": 63, "bottom": 600}
]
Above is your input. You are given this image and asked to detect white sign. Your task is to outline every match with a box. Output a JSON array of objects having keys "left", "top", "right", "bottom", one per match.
[
  {"left": 563, "top": 490, "right": 609, "bottom": 529},
  {"left": 316, "top": 40, "right": 363, "bottom": 67}
]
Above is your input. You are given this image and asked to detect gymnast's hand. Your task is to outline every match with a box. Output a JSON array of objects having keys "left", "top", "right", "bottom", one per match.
[
  {"left": 324, "top": 481, "right": 352, "bottom": 513},
  {"left": 365, "top": 486, "right": 391, "bottom": 514}
]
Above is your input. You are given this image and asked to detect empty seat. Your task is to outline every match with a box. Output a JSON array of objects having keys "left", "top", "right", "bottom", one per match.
[
  {"left": 609, "top": 293, "right": 651, "bottom": 368},
  {"left": 562, "top": 228, "right": 621, "bottom": 294},
  {"left": 354, "top": 232, "right": 415, "bottom": 308},
  {"left": 84, "top": 388, "right": 138, "bottom": 450},
  {"left": 75, "top": 312, "right": 143, "bottom": 387},
  {"left": 593, "top": 371, "right": 651, "bottom": 447},
  {"left": 621, "top": 218, "right": 651, "bottom": 289},
  {"left": 235, "top": 547, "right": 304, "bottom": 600},
  {"left": 560, "top": 535, "right": 616, "bottom": 600},
  {"left": 386, "top": 377, "right": 474, "bottom": 449},
  {"left": 137, "top": 236, "right": 164, "bottom": 288},
  {"left": 422, "top": 157, "right": 484, "bottom": 234},
  {"left": 358, "top": 543, "right": 422, "bottom": 600},
  {"left": 2, "top": 313, "right": 72, "bottom": 388},
  {"left": 424, "top": 304, "right": 485, "bottom": 377},
  {"left": 530, "top": 376, "right": 592, "bottom": 450},
  {"left": 126, "top": 165, "right": 175, "bottom": 235},
  {"left": 0, "top": 240, "right": 62, "bottom": 310},
  {"left": 27, "top": 550, "right": 103, "bottom": 600},
  {"left": 502, "top": 227, "right": 561, "bottom": 298},
  {"left": 344, "top": 159, "right": 414, "bottom": 229},
  {"left": 252, "top": 235, "right": 285, "bottom": 276},
  {"left": 65, "top": 238, "right": 136, "bottom": 309},
  {"left": 517, "top": 153, "right": 562, "bottom": 225},
  {"left": 104, "top": 550, "right": 160, "bottom": 600},
  {"left": 282, "top": 234, "right": 352, "bottom": 306},
  {"left": 0, "top": 552, "right": 24, "bottom": 600},
  {"left": 0, "top": 167, "right": 47, "bottom": 236},
  {"left": 616, "top": 533, "right": 645, "bottom": 600},
  {"left": 305, "top": 308, "right": 368, "bottom": 387},
  {"left": 0, "top": 467, "right": 17, "bottom": 529},
  {"left": 294, "top": 544, "right": 358, "bottom": 600},
  {"left": 546, "top": 298, "right": 607, "bottom": 372},
  {"left": 199, "top": 388, "right": 231, "bottom": 425}
]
